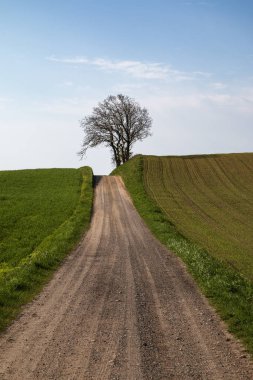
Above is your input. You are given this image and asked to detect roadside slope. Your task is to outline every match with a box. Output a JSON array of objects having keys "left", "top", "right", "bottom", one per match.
[
  {"left": 0, "top": 176, "right": 252, "bottom": 379},
  {"left": 0, "top": 166, "right": 93, "bottom": 331}
]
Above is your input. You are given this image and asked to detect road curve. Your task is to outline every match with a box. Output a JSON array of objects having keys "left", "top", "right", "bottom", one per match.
[{"left": 0, "top": 176, "right": 252, "bottom": 379}]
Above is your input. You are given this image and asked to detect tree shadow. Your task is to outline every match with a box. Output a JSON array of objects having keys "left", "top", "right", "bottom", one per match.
[{"left": 93, "top": 175, "right": 103, "bottom": 187}]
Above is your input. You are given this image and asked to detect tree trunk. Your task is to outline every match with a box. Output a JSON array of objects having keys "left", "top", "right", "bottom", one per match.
[{"left": 111, "top": 144, "right": 121, "bottom": 167}]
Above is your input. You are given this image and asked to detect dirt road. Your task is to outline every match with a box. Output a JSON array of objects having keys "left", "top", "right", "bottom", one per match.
[{"left": 0, "top": 176, "right": 252, "bottom": 379}]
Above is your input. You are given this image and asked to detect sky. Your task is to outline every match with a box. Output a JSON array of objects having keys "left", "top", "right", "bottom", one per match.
[{"left": 0, "top": 0, "right": 253, "bottom": 174}]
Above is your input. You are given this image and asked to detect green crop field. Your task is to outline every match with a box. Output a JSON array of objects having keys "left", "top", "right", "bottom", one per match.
[
  {"left": 112, "top": 153, "right": 253, "bottom": 354},
  {"left": 144, "top": 153, "right": 253, "bottom": 281},
  {"left": 0, "top": 167, "right": 93, "bottom": 330}
]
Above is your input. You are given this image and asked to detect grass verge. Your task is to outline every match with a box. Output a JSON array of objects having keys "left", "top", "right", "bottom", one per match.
[
  {"left": 0, "top": 166, "right": 93, "bottom": 331},
  {"left": 112, "top": 156, "right": 253, "bottom": 355}
]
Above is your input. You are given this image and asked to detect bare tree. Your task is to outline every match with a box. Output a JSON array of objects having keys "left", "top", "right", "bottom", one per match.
[{"left": 78, "top": 94, "right": 152, "bottom": 167}]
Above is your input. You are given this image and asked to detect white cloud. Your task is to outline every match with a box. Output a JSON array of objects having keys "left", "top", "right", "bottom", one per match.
[
  {"left": 0, "top": 97, "right": 13, "bottom": 103},
  {"left": 62, "top": 81, "right": 74, "bottom": 87},
  {"left": 210, "top": 82, "right": 227, "bottom": 90},
  {"left": 193, "top": 71, "right": 212, "bottom": 78},
  {"left": 139, "top": 87, "right": 253, "bottom": 115},
  {"left": 201, "top": 88, "right": 253, "bottom": 113},
  {"left": 0, "top": 97, "right": 13, "bottom": 110},
  {"left": 111, "top": 83, "right": 148, "bottom": 93},
  {"left": 47, "top": 56, "right": 89, "bottom": 64},
  {"left": 47, "top": 56, "right": 211, "bottom": 81},
  {"left": 32, "top": 97, "right": 96, "bottom": 116},
  {"left": 93, "top": 58, "right": 169, "bottom": 79}
]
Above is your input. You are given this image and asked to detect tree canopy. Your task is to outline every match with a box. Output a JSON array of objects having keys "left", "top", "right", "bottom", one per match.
[{"left": 79, "top": 94, "right": 152, "bottom": 167}]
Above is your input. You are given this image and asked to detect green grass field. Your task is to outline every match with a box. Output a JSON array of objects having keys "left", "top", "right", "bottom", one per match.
[
  {"left": 112, "top": 153, "right": 253, "bottom": 354},
  {"left": 144, "top": 153, "right": 253, "bottom": 281},
  {"left": 0, "top": 167, "right": 93, "bottom": 331}
]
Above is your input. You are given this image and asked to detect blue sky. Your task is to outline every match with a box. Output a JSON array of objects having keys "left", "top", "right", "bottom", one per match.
[{"left": 1, "top": 0, "right": 253, "bottom": 173}]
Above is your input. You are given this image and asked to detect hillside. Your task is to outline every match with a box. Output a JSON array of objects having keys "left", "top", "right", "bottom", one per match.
[
  {"left": 112, "top": 153, "right": 253, "bottom": 353},
  {"left": 143, "top": 153, "right": 253, "bottom": 281},
  {"left": 0, "top": 167, "right": 93, "bottom": 330},
  {"left": 1, "top": 175, "right": 252, "bottom": 379}
]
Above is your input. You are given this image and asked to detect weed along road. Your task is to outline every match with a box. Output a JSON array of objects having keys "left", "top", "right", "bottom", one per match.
[{"left": 0, "top": 176, "right": 252, "bottom": 379}]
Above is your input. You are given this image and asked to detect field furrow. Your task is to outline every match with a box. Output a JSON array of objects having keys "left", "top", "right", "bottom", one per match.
[{"left": 143, "top": 154, "right": 253, "bottom": 280}]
